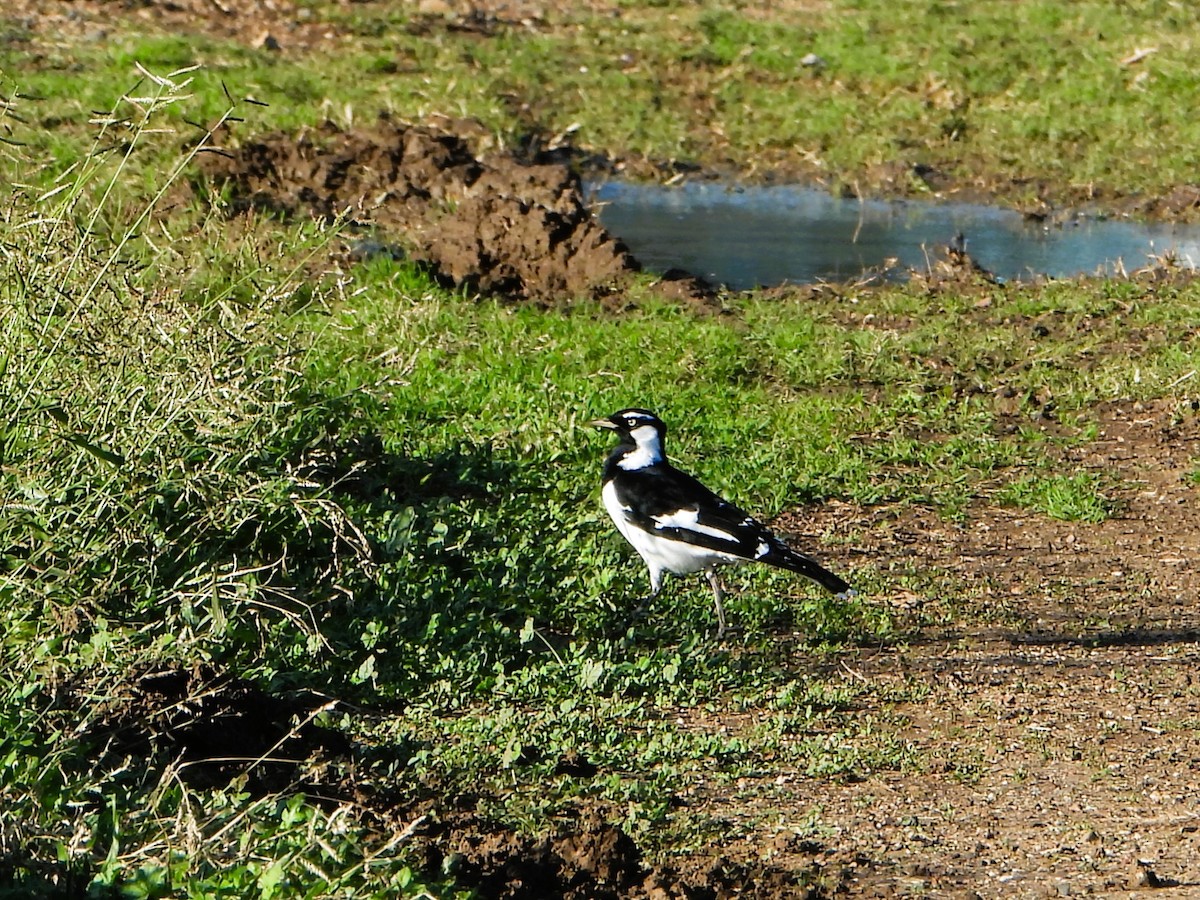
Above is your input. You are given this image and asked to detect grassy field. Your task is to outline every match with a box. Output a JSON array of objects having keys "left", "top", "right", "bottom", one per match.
[
  {"left": 8, "top": 0, "right": 1200, "bottom": 207},
  {"left": 5, "top": 2, "right": 1200, "bottom": 897}
]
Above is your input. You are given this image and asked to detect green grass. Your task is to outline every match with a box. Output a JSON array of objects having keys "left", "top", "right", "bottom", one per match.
[
  {"left": 996, "top": 472, "right": 1115, "bottom": 522},
  {"left": 5, "top": 101, "right": 1200, "bottom": 887},
  {"left": 5, "top": 6, "right": 1200, "bottom": 895},
  {"left": 6, "top": 1, "right": 1200, "bottom": 208}
]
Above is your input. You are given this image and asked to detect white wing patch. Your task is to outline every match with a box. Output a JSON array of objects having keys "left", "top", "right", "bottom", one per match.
[
  {"left": 652, "top": 507, "right": 739, "bottom": 543},
  {"left": 601, "top": 482, "right": 748, "bottom": 577},
  {"left": 754, "top": 541, "right": 770, "bottom": 559}
]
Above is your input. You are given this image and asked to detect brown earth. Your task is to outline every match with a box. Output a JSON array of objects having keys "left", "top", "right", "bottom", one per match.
[
  {"left": 758, "top": 397, "right": 1200, "bottom": 896},
  {"left": 4, "top": 0, "right": 351, "bottom": 52},
  {"left": 197, "top": 118, "right": 644, "bottom": 302},
  {"left": 3, "top": 0, "right": 603, "bottom": 52}
]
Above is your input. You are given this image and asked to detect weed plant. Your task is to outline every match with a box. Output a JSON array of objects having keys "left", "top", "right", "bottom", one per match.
[{"left": 0, "top": 67, "right": 450, "bottom": 899}]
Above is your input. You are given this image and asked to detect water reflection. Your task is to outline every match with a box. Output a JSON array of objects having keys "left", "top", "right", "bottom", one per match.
[{"left": 589, "top": 181, "right": 1200, "bottom": 290}]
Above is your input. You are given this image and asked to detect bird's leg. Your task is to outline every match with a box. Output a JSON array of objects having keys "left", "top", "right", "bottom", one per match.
[
  {"left": 705, "top": 568, "right": 728, "bottom": 639},
  {"left": 625, "top": 567, "right": 664, "bottom": 630},
  {"left": 627, "top": 592, "right": 656, "bottom": 626}
]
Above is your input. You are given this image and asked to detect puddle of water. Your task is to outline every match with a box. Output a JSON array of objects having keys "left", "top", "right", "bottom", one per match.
[{"left": 589, "top": 181, "right": 1200, "bottom": 290}]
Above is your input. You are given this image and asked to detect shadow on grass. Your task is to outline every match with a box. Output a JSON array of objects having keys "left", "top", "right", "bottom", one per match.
[
  {"left": 1009, "top": 626, "right": 1200, "bottom": 649},
  {"left": 298, "top": 429, "right": 510, "bottom": 505},
  {"left": 272, "top": 425, "right": 609, "bottom": 699},
  {"left": 0, "top": 865, "right": 95, "bottom": 900}
]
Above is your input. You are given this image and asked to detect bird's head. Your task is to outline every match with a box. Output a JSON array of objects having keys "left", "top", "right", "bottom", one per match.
[{"left": 589, "top": 408, "right": 667, "bottom": 466}]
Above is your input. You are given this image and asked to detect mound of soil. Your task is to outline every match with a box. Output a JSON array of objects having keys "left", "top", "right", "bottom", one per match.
[
  {"left": 406, "top": 806, "right": 841, "bottom": 900},
  {"left": 198, "top": 118, "right": 639, "bottom": 301},
  {"left": 413, "top": 808, "right": 658, "bottom": 900}
]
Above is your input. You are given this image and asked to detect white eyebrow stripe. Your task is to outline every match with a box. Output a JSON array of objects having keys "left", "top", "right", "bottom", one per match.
[{"left": 651, "top": 508, "right": 739, "bottom": 543}]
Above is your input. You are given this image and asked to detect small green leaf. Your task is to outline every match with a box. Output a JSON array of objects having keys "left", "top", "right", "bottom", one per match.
[
  {"left": 62, "top": 433, "right": 125, "bottom": 467},
  {"left": 257, "top": 860, "right": 285, "bottom": 898}
]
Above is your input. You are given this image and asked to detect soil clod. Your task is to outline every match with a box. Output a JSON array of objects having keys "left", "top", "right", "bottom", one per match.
[{"left": 199, "top": 118, "right": 640, "bottom": 301}]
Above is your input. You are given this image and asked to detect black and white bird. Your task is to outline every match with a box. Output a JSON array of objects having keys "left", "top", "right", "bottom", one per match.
[{"left": 589, "top": 408, "right": 853, "bottom": 637}]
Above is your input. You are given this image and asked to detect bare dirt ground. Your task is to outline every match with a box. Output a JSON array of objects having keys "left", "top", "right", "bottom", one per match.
[
  {"left": 19, "top": 1, "right": 1200, "bottom": 896},
  {"left": 759, "top": 398, "right": 1200, "bottom": 896}
]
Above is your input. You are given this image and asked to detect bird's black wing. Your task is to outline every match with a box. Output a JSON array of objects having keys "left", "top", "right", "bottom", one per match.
[
  {"left": 612, "top": 464, "right": 761, "bottom": 549},
  {"left": 611, "top": 464, "right": 852, "bottom": 594}
]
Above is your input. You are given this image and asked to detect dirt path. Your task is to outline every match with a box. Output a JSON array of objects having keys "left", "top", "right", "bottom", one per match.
[{"left": 735, "top": 399, "right": 1200, "bottom": 895}]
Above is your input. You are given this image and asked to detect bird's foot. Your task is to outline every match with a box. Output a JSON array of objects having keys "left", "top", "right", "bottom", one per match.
[
  {"left": 624, "top": 596, "right": 655, "bottom": 629},
  {"left": 713, "top": 622, "right": 744, "bottom": 642}
]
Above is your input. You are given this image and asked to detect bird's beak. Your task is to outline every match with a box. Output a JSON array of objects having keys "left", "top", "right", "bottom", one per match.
[{"left": 588, "top": 416, "right": 618, "bottom": 430}]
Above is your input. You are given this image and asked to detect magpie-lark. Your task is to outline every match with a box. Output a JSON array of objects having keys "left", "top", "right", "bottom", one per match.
[{"left": 590, "top": 408, "right": 853, "bottom": 637}]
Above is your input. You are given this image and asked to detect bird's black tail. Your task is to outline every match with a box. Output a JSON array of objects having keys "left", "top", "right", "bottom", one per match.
[{"left": 764, "top": 544, "right": 853, "bottom": 596}]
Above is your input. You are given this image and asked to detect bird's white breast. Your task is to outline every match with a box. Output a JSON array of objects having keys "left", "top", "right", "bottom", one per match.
[{"left": 601, "top": 480, "right": 639, "bottom": 544}]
